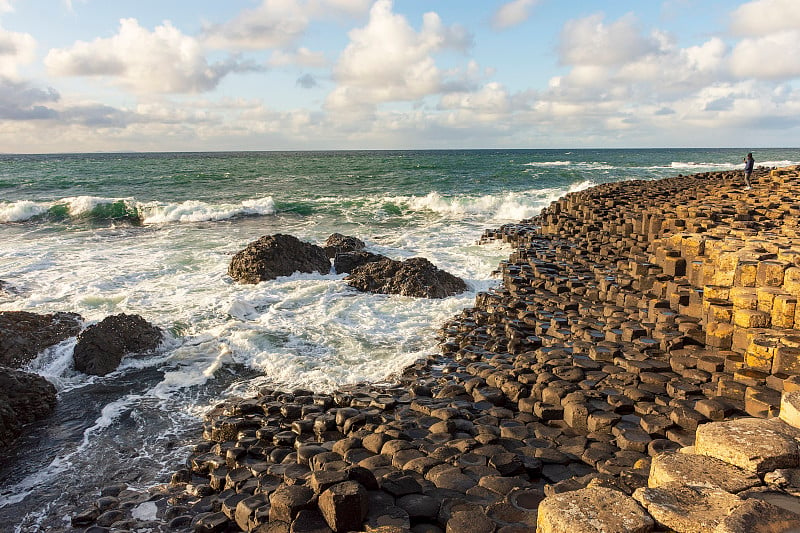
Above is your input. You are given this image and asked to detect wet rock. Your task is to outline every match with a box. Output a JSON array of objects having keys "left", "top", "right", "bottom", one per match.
[
  {"left": 323, "top": 233, "right": 365, "bottom": 258},
  {"left": 73, "top": 313, "right": 163, "bottom": 376},
  {"left": 0, "top": 310, "right": 82, "bottom": 367},
  {"left": 0, "top": 365, "right": 57, "bottom": 446},
  {"left": 345, "top": 257, "right": 467, "bottom": 298},
  {"left": 332, "top": 251, "right": 388, "bottom": 274},
  {"left": 228, "top": 233, "right": 331, "bottom": 284}
]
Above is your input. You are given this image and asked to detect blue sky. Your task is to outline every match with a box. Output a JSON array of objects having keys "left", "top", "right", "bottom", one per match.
[{"left": 1, "top": 0, "right": 798, "bottom": 152}]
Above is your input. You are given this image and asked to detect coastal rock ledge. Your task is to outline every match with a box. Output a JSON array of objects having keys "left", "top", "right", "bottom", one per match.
[
  {"left": 70, "top": 166, "right": 800, "bottom": 532},
  {"left": 229, "top": 234, "right": 331, "bottom": 284}
]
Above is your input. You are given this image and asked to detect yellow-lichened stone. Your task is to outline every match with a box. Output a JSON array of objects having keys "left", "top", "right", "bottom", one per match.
[
  {"left": 773, "top": 294, "right": 798, "bottom": 329},
  {"left": 748, "top": 335, "right": 781, "bottom": 359},
  {"left": 744, "top": 351, "right": 773, "bottom": 373},
  {"left": 757, "top": 260, "right": 790, "bottom": 287},
  {"left": 730, "top": 287, "right": 758, "bottom": 310},
  {"left": 705, "top": 321, "right": 734, "bottom": 349},
  {"left": 774, "top": 347, "right": 800, "bottom": 376},
  {"left": 734, "top": 308, "right": 771, "bottom": 328},
  {"left": 714, "top": 251, "right": 739, "bottom": 286},
  {"left": 682, "top": 236, "right": 705, "bottom": 261},
  {"left": 703, "top": 285, "right": 730, "bottom": 300},
  {"left": 704, "top": 301, "right": 734, "bottom": 324},
  {"left": 786, "top": 267, "right": 800, "bottom": 297},
  {"left": 757, "top": 287, "right": 788, "bottom": 313},
  {"left": 734, "top": 260, "right": 759, "bottom": 287}
]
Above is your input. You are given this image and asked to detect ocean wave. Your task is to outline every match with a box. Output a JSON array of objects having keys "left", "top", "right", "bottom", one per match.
[
  {"left": 524, "top": 161, "right": 615, "bottom": 170},
  {"left": 524, "top": 160, "right": 572, "bottom": 167},
  {"left": 140, "top": 197, "right": 275, "bottom": 224},
  {"left": 640, "top": 159, "right": 799, "bottom": 172},
  {"left": 387, "top": 181, "right": 595, "bottom": 222},
  {"left": 0, "top": 196, "right": 276, "bottom": 225}
]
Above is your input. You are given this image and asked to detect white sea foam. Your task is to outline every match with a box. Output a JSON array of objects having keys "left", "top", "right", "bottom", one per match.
[
  {"left": 0, "top": 200, "right": 48, "bottom": 222},
  {"left": 140, "top": 196, "right": 276, "bottom": 224},
  {"left": 524, "top": 160, "right": 572, "bottom": 166},
  {"left": 0, "top": 196, "right": 277, "bottom": 224},
  {"left": 388, "top": 185, "right": 586, "bottom": 223}
]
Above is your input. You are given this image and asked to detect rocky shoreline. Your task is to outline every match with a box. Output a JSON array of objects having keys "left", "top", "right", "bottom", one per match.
[{"left": 68, "top": 165, "right": 800, "bottom": 532}]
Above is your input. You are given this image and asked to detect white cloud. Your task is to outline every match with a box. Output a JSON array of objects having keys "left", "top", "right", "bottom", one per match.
[
  {"left": 45, "top": 18, "right": 253, "bottom": 94},
  {"left": 203, "top": 0, "right": 373, "bottom": 52},
  {"left": 310, "top": 0, "right": 372, "bottom": 17},
  {"left": 439, "top": 82, "right": 511, "bottom": 116},
  {"left": 326, "top": 0, "right": 471, "bottom": 112},
  {"left": 269, "top": 47, "right": 327, "bottom": 68},
  {"left": 730, "top": 0, "right": 800, "bottom": 36},
  {"left": 0, "top": 24, "right": 36, "bottom": 78},
  {"left": 730, "top": 30, "right": 800, "bottom": 80},
  {"left": 492, "top": 0, "right": 539, "bottom": 30},
  {"left": 558, "top": 13, "right": 659, "bottom": 66},
  {"left": 202, "top": 0, "right": 309, "bottom": 51}
]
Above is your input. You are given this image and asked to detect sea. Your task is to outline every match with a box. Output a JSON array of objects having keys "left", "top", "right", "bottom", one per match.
[{"left": 0, "top": 148, "right": 797, "bottom": 530}]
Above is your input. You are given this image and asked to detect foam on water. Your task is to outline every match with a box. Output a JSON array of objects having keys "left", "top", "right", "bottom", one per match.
[
  {"left": 140, "top": 196, "right": 276, "bottom": 224},
  {"left": 0, "top": 200, "right": 48, "bottom": 222}
]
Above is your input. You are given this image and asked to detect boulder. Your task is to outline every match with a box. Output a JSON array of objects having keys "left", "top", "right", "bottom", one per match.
[
  {"left": 228, "top": 234, "right": 331, "bottom": 284},
  {"left": 333, "top": 251, "right": 387, "bottom": 274},
  {"left": 318, "top": 481, "right": 368, "bottom": 532},
  {"left": 73, "top": 314, "right": 163, "bottom": 376},
  {"left": 323, "top": 233, "right": 365, "bottom": 259},
  {"left": 345, "top": 257, "right": 468, "bottom": 298},
  {"left": 0, "top": 310, "right": 83, "bottom": 367},
  {"left": 0, "top": 365, "right": 58, "bottom": 446}
]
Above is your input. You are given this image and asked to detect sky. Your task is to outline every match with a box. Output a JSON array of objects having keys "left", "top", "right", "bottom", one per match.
[{"left": 0, "top": 0, "right": 799, "bottom": 152}]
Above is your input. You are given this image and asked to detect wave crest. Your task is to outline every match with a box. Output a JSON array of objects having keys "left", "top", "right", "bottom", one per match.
[{"left": 0, "top": 196, "right": 276, "bottom": 225}]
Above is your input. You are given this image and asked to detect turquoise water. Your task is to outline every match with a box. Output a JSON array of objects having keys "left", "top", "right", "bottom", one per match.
[{"left": 0, "top": 148, "right": 797, "bottom": 530}]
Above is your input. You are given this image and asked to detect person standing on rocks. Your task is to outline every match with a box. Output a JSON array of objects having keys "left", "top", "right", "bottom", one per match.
[{"left": 743, "top": 152, "right": 754, "bottom": 190}]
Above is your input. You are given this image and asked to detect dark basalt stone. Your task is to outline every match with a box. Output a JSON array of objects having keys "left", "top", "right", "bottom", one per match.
[
  {"left": 323, "top": 233, "right": 366, "bottom": 259},
  {"left": 228, "top": 234, "right": 331, "bottom": 284},
  {"left": 345, "top": 257, "right": 467, "bottom": 298},
  {"left": 333, "top": 251, "right": 388, "bottom": 274},
  {"left": 0, "top": 365, "right": 57, "bottom": 446},
  {"left": 0, "top": 310, "right": 83, "bottom": 368},
  {"left": 73, "top": 314, "right": 163, "bottom": 376}
]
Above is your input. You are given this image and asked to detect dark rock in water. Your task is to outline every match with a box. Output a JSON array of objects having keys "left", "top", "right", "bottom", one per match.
[
  {"left": 323, "top": 233, "right": 365, "bottom": 259},
  {"left": 73, "top": 314, "right": 163, "bottom": 376},
  {"left": 0, "top": 310, "right": 83, "bottom": 368},
  {"left": 0, "top": 365, "right": 57, "bottom": 446},
  {"left": 228, "top": 234, "right": 331, "bottom": 284},
  {"left": 333, "top": 251, "right": 388, "bottom": 274},
  {"left": 345, "top": 257, "right": 467, "bottom": 298}
]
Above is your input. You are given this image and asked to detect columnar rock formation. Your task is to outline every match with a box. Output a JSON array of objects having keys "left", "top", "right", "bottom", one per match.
[{"left": 72, "top": 166, "right": 800, "bottom": 532}]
